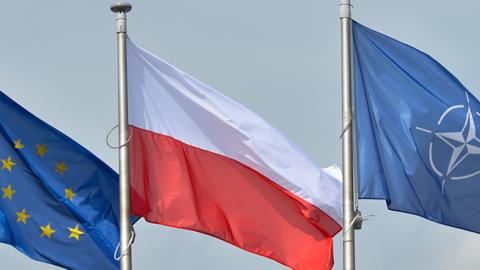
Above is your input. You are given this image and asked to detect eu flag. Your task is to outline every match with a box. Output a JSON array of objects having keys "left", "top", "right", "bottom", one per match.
[
  {"left": 0, "top": 90, "right": 121, "bottom": 269},
  {"left": 353, "top": 21, "right": 480, "bottom": 233}
]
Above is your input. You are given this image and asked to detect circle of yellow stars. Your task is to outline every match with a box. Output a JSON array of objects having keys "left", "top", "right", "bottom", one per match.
[{"left": 1, "top": 139, "right": 85, "bottom": 241}]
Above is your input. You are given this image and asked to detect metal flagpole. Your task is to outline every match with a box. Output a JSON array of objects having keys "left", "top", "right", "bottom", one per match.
[
  {"left": 111, "top": 3, "right": 133, "bottom": 270},
  {"left": 340, "top": 1, "right": 359, "bottom": 270}
]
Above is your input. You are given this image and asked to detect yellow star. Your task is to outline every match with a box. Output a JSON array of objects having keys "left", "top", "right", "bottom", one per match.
[
  {"left": 64, "top": 188, "right": 76, "bottom": 201},
  {"left": 2, "top": 184, "right": 16, "bottom": 200},
  {"left": 16, "top": 209, "right": 30, "bottom": 224},
  {"left": 14, "top": 139, "right": 24, "bottom": 149},
  {"left": 36, "top": 144, "right": 47, "bottom": 158},
  {"left": 55, "top": 162, "right": 67, "bottom": 176},
  {"left": 1, "top": 156, "right": 15, "bottom": 172},
  {"left": 40, "top": 223, "right": 56, "bottom": 239},
  {"left": 68, "top": 224, "right": 84, "bottom": 241}
]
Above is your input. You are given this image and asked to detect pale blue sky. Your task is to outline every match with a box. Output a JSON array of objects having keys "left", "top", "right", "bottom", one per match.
[{"left": 0, "top": 1, "right": 479, "bottom": 269}]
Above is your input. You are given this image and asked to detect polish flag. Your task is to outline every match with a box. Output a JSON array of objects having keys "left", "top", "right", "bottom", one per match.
[{"left": 126, "top": 37, "right": 342, "bottom": 270}]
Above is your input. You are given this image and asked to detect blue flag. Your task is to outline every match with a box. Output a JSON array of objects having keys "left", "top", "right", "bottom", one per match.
[
  {"left": 353, "top": 21, "right": 480, "bottom": 233},
  {"left": 0, "top": 91, "right": 121, "bottom": 269}
]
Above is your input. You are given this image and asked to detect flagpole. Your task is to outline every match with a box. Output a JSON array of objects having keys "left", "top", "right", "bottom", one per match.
[
  {"left": 111, "top": 3, "right": 133, "bottom": 270},
  {"left": 340, "top": 1, "right": 357, "bottom": 270}
]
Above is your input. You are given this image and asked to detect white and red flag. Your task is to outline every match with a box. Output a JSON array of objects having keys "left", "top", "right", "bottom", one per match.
[{"left": 126, "top": 37, "right": 342, "bottom": 270}]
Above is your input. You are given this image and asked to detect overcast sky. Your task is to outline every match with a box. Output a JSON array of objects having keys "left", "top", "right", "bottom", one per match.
[{"left": 0, "top": 1, "right": 479, "bottom": 269}]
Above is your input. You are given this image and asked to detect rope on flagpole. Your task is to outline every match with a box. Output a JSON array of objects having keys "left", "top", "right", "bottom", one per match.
[
  {"left": 114, "top": 228, "right": 136, "bottom": 261},
  {"left": 105, "top": 121, "right": 135, "bottom": 261},
  {"left": 339, "top": 113, "right": 361, "bottom": 212},
  {"left": 340, "top": 113, "right": 354, "bottom": 139},
  {"left": 106, "top": 125, "right": 133, "bottom": 149}
]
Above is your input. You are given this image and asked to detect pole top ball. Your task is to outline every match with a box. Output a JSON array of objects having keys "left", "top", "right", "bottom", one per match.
[{"left": 110, "top": 2, "right": 132, "bottom": 13}]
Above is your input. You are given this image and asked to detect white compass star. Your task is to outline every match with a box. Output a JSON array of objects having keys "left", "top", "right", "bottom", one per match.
[{"left": 435, "top": 107, "right": 480, "bottom": 175}]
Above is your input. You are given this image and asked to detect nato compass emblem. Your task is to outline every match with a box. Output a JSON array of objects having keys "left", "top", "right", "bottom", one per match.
[{"left": 415, "top": 92, "right": 480, "bottom": 193}]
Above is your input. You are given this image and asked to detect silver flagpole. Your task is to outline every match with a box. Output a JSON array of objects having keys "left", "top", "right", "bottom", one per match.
[
  {"left": 340, "top": 1, "right": 358, "bottom": 270},
  {"left": 111, "top": 3, "right": 133, "bottom": 270}
]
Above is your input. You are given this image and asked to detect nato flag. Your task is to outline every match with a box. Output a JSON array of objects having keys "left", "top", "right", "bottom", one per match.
[
  {"left": 0, "top": 90, "right": 121, "bottom": 269},
  {"left": 353, "top": 21, "right": 480, "bottom": 233}
]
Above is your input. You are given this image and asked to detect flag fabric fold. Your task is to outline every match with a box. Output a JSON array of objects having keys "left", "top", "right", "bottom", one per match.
[
  {"left": 126, "top": 37, "right": 342, "bottom": 270},
  {"left": 353, "top": 20, "right": 480, "bottom": 233},
  {"left": 0, "top": 91, "right": 122, "bottom": 269}
]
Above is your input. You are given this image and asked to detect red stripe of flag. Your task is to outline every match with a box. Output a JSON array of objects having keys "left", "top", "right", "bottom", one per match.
[{"left": 129, "top": 126, "right": 341, "bottom": 270}]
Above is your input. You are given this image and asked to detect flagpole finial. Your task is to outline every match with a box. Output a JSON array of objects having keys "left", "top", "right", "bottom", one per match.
[
  {"left": 110, "top": 2, "right": 132, "bottom": 13},
  {"left": 110, "top": 2, "right": 132, "bottom": 33}
]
